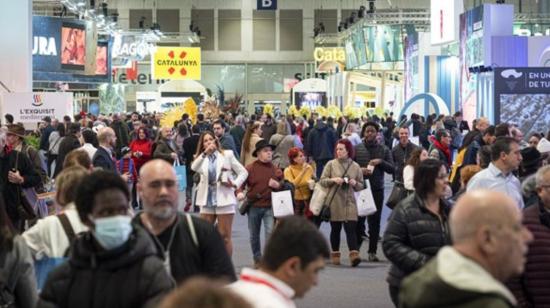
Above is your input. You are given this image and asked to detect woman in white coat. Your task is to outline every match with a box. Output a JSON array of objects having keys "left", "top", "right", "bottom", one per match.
[{"left": 191, "top": 131, "right": 248, "bottom": 256}]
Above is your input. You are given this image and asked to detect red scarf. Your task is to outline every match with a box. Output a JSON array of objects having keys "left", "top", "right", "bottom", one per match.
[{"left": 433, "top": 139, "right": 451, "bottom": 165}]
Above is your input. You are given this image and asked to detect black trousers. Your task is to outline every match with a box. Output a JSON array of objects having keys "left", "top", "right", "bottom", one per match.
[
  {"left": 389, "top": 285, "right": 399, "bottom": 307},
  {"left": 330, "top": 221, "right": 358, "bottom": 252},
  {"left": 357, "top": 188, "right": 384, "bottom": 253}
]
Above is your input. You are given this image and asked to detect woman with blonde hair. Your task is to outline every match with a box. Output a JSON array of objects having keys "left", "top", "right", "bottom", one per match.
[
  {"left": 240, "top": 121, "right": 263, "bottom": 166},
  {"left": 192, "top": 131, "right": 248, "bottom": 256},
  {"left": 22, "top": 166, "right": 89, "bottom": 289}
]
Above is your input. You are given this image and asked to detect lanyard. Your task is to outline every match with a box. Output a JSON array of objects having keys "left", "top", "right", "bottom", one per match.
[
  {"left": 240, "top": 274, "right": 292, "bottom": 303},
  {"left": 146, "top": 215, "right": 179, "bottom": 275}
]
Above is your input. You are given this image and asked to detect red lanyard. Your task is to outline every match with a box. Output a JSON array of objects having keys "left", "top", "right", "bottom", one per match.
[{"left": 240, "top": 274, "right": 292, "bottom": 303}]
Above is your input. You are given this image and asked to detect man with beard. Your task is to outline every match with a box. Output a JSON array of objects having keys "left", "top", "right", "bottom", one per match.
[
  {"left": 134, "top": 159, "right": 236, "bottom": 284},
  {"left": 391, "top": 127, "right": 418, "bottom": 183},
  {"left": 93, "top": 127, "right": 118, "bottom": 173}
]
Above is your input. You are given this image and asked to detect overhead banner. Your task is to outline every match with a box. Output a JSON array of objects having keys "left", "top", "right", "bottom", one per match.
[
  {"left": 33, "top": 16, "right": 111, "bottom": 83},
  {"left": 151, "top": 47, "right": 201, "bottom": 80},
  {"left": 1, "top": 92, "right": 74, "bottom": 123},
  {"left": 494, "top": 68, "right": 550, "bottom": 137},
  {"left": 430, "top": 0, "right": 464, "bottom": 45}
]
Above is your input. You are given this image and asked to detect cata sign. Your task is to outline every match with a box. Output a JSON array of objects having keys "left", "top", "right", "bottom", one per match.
[{"left": 1, "top": 92, "right": 74, "bottom": 123}]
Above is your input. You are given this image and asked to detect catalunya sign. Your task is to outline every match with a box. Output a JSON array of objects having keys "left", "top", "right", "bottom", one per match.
[{"left": 151, "top": 47, "right": 201, "bottom": 80}]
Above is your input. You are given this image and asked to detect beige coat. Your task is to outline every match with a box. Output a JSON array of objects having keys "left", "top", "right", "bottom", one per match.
[
  {"left": 269, "top": 134, "right": 295, "bottom": 169},
  {"left": 241, "top": 134, "right": 263, "bottom": 167},
  {"left": 319, "top": 158, "right": 364, "bottom": 222}
]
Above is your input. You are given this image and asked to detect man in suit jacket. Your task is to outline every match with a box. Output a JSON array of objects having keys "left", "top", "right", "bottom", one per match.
[
  {"left": 454, "top": 111, "right": 470, "bottom": 133},
  {"left": 54, "top": 122, "right": 81, "bottom": 178},
  {"left": 93, "top": 127, "right": 117, "bottom": 173}
]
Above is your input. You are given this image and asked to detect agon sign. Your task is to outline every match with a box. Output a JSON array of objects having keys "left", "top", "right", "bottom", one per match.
[{"left": 151, "top": 47, "right": 201, "bottom": 80}]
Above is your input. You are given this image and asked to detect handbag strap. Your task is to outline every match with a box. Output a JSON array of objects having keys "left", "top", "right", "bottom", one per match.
[
  {"left": 325, "top": 160, "right": 353, "bottom": 207},
  {"left": 57, "top": 213, "right": 76, "bottom": 244}
]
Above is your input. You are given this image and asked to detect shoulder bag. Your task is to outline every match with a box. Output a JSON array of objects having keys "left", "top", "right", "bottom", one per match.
[
  {"left": 319, "top": 160, "right": 353, "bottom": 222},
  {"left": 386, "top": 181, "right": 408, "bottom": 209},
  {"left": 14, "top": 152, "right": 37, "bottom": 220}
]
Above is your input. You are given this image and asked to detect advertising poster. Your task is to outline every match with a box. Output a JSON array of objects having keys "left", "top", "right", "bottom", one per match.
[
  {"left": 1, "top": 92, "right": 74, "bottom": 123},
  {"left": 459, "top": 6, "right": 483, "bottom": 124},
  {"left": 404, "top": 25, "right": 419, "bottom": 102},
  {"left": 33, "top": 16, "right": 111, "bottom": 83},
  {"left": 344, "top": 40, "right": 358, "bottom": 70},
  {"left": 151, "top": 47, "right": 201, "bottom": 80},
  {"left": 494, "top": 68, "right": 550, "bottom": 137},
  {"left": 430, "top": 0, "right": 463, "bottom": 45},
  {"left": 351, "top": 27, "right": 367, "bottom": 66}
]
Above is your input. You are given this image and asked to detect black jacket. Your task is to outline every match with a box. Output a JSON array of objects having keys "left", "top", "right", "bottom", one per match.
[
  {"left": 54, "top": 134, "right": 81, "bottom": 177},
  {"left": 92, "top": 147, "right": 117, "bottom": 173},
  {"left": 134, "top": 213, "right": 236, "bottom": 284},
  {"left": 382, "top": 193, "right": 451, "bottom": 287},
  {"left": 391, "top": 142, "right": 418, "bottom": 183},
  {"left": 39, "top": 125, "right": 55, "bottom": 151},
  {"left": 182, "top": 134, "right": 200, "bottom": 166},
  {"left": 354, "top": 140, "right": 394, "bottom": 191},
  {"left": 305, "top": 121, "right": 337, "bottom": 161},
  {"left": 37, "top": 226, "right": 174, "bottom": 308},
  {"left": 0, "top": 148, "right": 41, "bottom": 224}
]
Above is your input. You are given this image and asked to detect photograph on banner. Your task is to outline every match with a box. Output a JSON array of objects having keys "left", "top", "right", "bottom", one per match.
[
  {"left": 1, "top": 92, "right": 74, "bottom": 124},
  {"left": 494, "top": 68, "right": 550, "bottom": 138},
  {"left": 151, "top": 47, "right": 201, "bottom": 80},
  {"left": 33, "top": 16, "right": 111, "bottom": 83},
  {"left": 60, "top": 21, "right": 86, "bottom": 69}
]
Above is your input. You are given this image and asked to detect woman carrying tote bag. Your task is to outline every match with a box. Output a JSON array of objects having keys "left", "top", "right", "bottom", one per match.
[{"left": 318, "top": 139, "right": 364, "bottom": 267}]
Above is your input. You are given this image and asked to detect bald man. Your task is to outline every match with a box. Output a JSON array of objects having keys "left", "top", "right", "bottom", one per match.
[
  {"left": 399, "top": 190, "right": 533, "bottom": 308},
  {"left": 133, "top": 159, "right": 236, "bottom": 284},
  {"left": 92, "top": 127, "right": 118, "bottom": 172}
]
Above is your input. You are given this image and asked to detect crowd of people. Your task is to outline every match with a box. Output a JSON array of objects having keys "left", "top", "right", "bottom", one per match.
[{"left": 0, "top": 108, "right": 549, "bottom": 308}]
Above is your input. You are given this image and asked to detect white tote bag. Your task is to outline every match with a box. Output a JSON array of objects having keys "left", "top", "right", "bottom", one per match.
[
  {"left": 309, "top": 183, "right": 328, "bottom": 216},
  {"left": 271, "top": 190, "right": 295, "bottom": 217},
  {"left": 354, "top": 180, "right": 377, "bottom": 217}
]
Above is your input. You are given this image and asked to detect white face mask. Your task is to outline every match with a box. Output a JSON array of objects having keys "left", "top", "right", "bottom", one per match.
[{"left": 92, "top": 215, "right": 133, "bottom": 250}]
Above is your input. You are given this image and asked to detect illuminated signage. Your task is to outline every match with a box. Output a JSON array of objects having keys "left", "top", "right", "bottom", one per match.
[{"left": 314, "top": 47, "right": 345, "bottom": 62}]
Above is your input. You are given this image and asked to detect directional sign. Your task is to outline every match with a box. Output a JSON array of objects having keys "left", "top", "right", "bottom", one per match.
[{"left": 151, "top": 47, "right": 201, "bottom": 80}]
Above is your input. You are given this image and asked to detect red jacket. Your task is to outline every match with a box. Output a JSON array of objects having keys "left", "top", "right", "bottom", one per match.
[
  {"left": 129, "top": 139, "right": 152, "bottom": 171},
  {"left": 241, "top": 160, "right": 283, "bottom": 208}
]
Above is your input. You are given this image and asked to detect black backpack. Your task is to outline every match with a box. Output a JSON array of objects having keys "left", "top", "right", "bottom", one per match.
[{"left": 0, "top": 252, "right": 15, "bottom": 308}]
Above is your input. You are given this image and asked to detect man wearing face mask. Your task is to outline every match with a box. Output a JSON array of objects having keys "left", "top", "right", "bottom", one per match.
[
  {"left": 37, "top": 170, "right": 174, "bottom": 308},
  {"left": 134, "top": 159, "right": 236, "bottom": 284}
]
